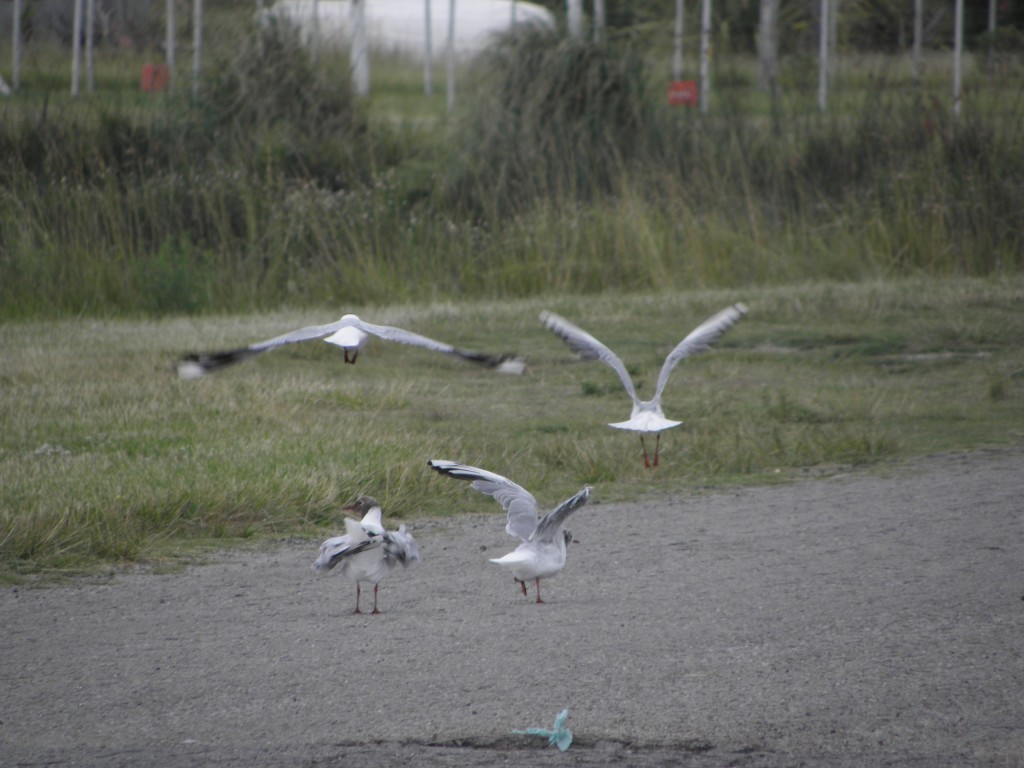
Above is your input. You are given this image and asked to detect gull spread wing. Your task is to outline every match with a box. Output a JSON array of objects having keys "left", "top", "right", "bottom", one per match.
[
  {"left": 312, "top": 521, "right": 382, "bottom": 571},
  {"left": 383, "top": 525, "right": 421, "bottom": 566},
  {"left": 652, "top": 303, "right": 748, "bottom": 401},
  {"left": 177, "top": 317, "right": 353, "bottom": 378},
  {"left": 179, "top": 314, "right": 521, "bottom": 377},
  {"left": 349, "top": 318, "right": 521, "bottom": 370},
  {"left": 427, "top": 460, "right": 539, "bottom": 542},
  {"left": 533, "top": 486, "right": 591, "bottom": 543},
  {"left": 540, "top": 311, "right": 640, "bottom": 405}
]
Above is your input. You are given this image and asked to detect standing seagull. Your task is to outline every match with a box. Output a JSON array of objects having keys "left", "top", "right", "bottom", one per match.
[
  {"left": 540, "top": 303, "right": 747, "bottom": 468},
  {"left": 177, "top": 313, "right": 524, "bottom": 378},
  {"left": 428, "top": 460, "right": 591, "bottom": 604},
  {"left": 312, "top": 496, "right": 420, "bottom": 614}
]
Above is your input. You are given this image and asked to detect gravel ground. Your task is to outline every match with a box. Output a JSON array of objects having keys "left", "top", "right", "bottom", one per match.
[{"left": 2, "top": 447, "right": 1023, "bottom": 767}]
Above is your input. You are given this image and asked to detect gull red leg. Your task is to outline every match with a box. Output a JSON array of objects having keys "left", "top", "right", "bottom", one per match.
[
  {"left": 353, "top": 583, "right": 362, "bottom": 614},
  {"left": 640, "top": 436, "right": 651, "bottom": 468},
  {"left": 534, "top": 579, "right": 544, "bottom": 604},
  {"left": 515, "top": 578, "right": 528, "bottom": 597},
  {"left": 371, "top": 584, "right": 380, "bottom": 615},
  {"left": 653, "top": 433, "right": 661, "bottom": 468}
]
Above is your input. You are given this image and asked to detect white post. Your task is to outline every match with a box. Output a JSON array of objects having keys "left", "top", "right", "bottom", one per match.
[
  {"left": 817, "top": 0, "right": 828, "bottom": 112},
  {"left": 351, "top": 0, "right": 370, "bottom": 96},
  {"left": 311, "top": 0, "right": 320, "bottom": 64},
  {"left": 593, "top": 0, "right": 605, "bottom": 44},
  {"left": 912, "top": 0, "right": 922, "bottom": 88},
  {"left": 952, "top": 0, "right": 963, "bottom": 117},
  {"left": 13, "top": 0, "right": 23, "bottom": 90},
  {"left": 86, "top": 0, "right": 96, "bottom": 92},
  {"left": 167, "top": 0, "right": 176, "bottom": 90},
  {"left": 192, "top": 0, "right": 203, "bottom": 100},
  {"left": 672, "top": 0, "right": 684, "bottom": 81},
  {"left": 699, "top": 0, "right": 711, "bottom": 113},
  {"left": 446, "top": 0, "right": 456, "bottom": 111},
  {"left": 829, "top": 0, "right": 838, "bottom": 80},
  {"left": 71, "top": 0, "right": 83, "bottom": 96},
  {"left": 424, "top": 0, "right": 433, "bottom": 95},
  {"left": 987, "top": 0, "right": 996, "bottom": 76},
  {"left": 511, "top": 0, "right": 517, "bottom": 24},
  {"left": 566, "top": 0, "right": 583, "bottom": 41}
]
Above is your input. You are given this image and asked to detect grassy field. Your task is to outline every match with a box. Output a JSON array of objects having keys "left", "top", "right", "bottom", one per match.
[
  {"left": 1, "top": 18, "right": 1022, "bottom": 578},
  {"left": 2, "top": 277, "right": 1023, "bottom": 579}
]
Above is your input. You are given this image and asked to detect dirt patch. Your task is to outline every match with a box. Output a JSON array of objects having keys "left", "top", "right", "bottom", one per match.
[{"left": 2, "top": 447, "right": 1023, "bottom": 767}]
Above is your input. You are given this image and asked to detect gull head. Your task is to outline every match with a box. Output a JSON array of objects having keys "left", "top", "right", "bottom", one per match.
[{"left": 343, "top": 496, "right": 380, "bottom": 516}]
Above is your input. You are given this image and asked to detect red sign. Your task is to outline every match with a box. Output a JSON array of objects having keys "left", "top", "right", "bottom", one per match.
[
  {"left": 141, "top": 64, "right": 170, "bottom": 93},
  {"left": 668, "top": 80, "right": 698, "bottom": 107}
]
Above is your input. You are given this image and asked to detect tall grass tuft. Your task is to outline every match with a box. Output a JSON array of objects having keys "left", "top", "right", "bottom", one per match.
[{"left": 442, "top": 26, "right": 653, "bottom": 217}]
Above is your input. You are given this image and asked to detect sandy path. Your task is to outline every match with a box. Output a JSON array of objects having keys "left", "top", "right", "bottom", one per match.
[{"left": 2, "top": 447, "right": 1022, "bottom": 767}]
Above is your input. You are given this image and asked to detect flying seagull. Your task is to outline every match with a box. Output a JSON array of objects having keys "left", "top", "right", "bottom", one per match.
[
  {"left": 428, "top": 460, "right": 590, "bottom": 604},
  {"left": 540, "top": 303, "right": 747, "bottom": 468},
  {"left": 312, "top": 496, "right": 421, "bottom": 614},
  {"left": 177, "top": 313, "right": 525, "bottom": 378}
]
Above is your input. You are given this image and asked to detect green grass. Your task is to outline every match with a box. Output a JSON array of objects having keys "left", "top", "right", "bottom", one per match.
[{"left": 2, "top": 277, "right": 1023, "bottom": 579}]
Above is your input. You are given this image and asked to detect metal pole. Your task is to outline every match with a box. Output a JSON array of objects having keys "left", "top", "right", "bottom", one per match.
[
  {"left": 351, "top": 0, "right": 369, "bottom": 96},
  {"left": 818, "top": 0, "right": 828, "bottom": 112},
  {"left": 424, "top": 0, "right": 433, "bottom": 95},
  {"left": 593, "top": 0, "right": 605, "bottom": 44},
  {"left": 167, "top": 0, "right": 176, "bottom": 90},
  {"left": 912, "top": 0, "right": 922, "bottom": 88},
  {"left": 12, "top": 0, "right": 23, "bottom": 90},
  {"left": 567, "top": 0, "right": 583, "bottom": 41},
  {"left": 311, "top": 0, "right": 320, "bottom": 65},
  {"left": 71, "top": 0, "right": 84, "bottom": 96},
  {"left": 987, "top": 0, "right": 997, "bottom": 77},
  {"left": 193, "top": 0, "right": 203, "bottom": 100},
  {"left": 952, "top": 0, "right": 963, "bottom": 117},
  {"left": 699, "top": 0, "right": 711, "bottom": 113},
  {"left": 86, "top": 0, "right": 96, "bottom": 92},
  {"left": 672, "top": 0, "right": 684, "bottom": 82},
  {"left": 446, "top": 0, "right": 456, "bottom": 112}
]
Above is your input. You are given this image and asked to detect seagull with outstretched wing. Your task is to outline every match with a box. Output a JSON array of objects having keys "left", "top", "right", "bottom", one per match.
[
  {"left": 177, "top": 313, "right": 525, "bottom": 378},
  {"left": 428, "top": 460, "right": 590, "bottom": 604},
  {"left": 540, "top": 303, "right": 747, "bottom": 468}
]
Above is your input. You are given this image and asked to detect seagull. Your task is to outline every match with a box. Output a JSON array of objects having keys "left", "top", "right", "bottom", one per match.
[
  {"left": 177, "top": 313, "right": 525, "bottom": 378},
  {"left": 312, "top": 496, "right": 421, "bottom": 614},
  {"left": 428, "top": 460, "right": 591, "bottom": 604},
  {"left": 540, "top": 303, "right": 747, "bottom": 468}
]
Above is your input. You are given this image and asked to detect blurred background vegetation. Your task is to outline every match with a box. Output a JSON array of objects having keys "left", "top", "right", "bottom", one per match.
[{"left": 0, "top": 0, "right": 1021, "bottom": 319}]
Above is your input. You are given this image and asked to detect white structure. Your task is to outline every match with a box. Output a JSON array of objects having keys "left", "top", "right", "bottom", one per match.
[{"left": 267, "top": 0, "right": 554, "bottom": 60}]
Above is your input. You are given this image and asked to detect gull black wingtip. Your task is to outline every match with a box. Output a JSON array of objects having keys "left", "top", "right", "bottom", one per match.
[{"left": 176, "top": 347, "right": 260, "bottom": 379}]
